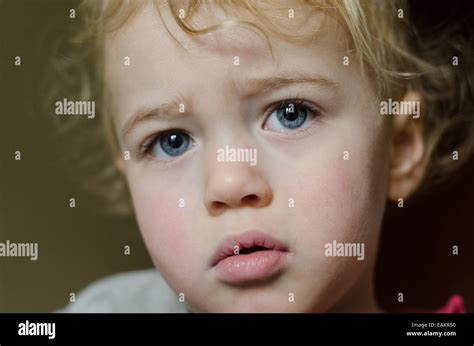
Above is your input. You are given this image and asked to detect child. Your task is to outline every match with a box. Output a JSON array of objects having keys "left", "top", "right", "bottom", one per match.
[{"left": 60, "top": 0, "right": 472, "bottom": 312}]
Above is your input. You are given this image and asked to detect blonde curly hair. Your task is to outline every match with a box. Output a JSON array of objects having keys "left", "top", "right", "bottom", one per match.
[{"left": 45, "top": 0, "right": 474, "bottom": 213}]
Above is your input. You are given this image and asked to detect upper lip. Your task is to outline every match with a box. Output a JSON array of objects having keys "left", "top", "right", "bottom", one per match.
[{"left": 210, "top": 230, "right": 289, "bottom": 267}]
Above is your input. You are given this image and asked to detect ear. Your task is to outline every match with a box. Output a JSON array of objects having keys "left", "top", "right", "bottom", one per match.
[
  {"left": 388, "top": 91, "right": 426, "bottom": 201},
  {"left": 115, "top": 156, "right": 125, "bottom": 173}
]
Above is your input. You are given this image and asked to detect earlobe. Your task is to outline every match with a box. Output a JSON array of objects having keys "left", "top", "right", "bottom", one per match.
[
  {"left": 388, "top": 91, "right": 426, "bottom": 201},
  {"left": 115, "top": 157, "right": 125, "bottom": 173}
]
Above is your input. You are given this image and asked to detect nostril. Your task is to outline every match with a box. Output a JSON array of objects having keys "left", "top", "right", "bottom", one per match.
[
  {"left": 207, "top": 193, "right": 269, "bottom": 212},
  {"left": 242, "top": 194, "right": 259, "bottom": 205},
  {"left": 211, "top": 201, "right": 226, "bottom": 209}
]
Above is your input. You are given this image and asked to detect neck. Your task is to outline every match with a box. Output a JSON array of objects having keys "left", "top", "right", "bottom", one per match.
[{"left": 328, "top": 257, "right": 384, "bottom": 313}]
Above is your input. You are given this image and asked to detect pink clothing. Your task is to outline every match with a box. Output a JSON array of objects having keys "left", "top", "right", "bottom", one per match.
[
  {"left": 434, "top": 295, "right": 465, "bottom": 313},
  {"left": 405, "top": 295, "right": 466, "bottom": 313}
]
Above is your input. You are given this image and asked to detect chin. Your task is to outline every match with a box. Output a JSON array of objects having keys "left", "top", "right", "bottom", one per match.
[{"left": 192, "top": 291, "right": 321, "bottom": 313}]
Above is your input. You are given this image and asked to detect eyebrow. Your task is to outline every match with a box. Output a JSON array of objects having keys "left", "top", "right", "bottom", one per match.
[
  {"left": 122, "top": 99, "right": 188, "bottom": 139},
  {"left": 235, "top": 72, "right": 338, "bottom": 97},
  {"left": 121, "top": 72, "right": 337, "bottom": 138}
]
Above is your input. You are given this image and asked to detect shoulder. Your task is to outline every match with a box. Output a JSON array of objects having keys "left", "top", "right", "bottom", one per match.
[{"left": 57, "top": 269, "right": 188, "bottom": 313}]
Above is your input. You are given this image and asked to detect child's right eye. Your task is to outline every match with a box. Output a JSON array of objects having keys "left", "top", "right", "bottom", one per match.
[{"left": 142, "top": 130, "right": 194, "bottom": 159}]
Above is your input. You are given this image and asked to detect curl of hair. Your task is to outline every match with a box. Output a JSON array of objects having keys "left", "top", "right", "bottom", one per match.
[{"left": 44, "top": 0, "right": 474, "bottom": 213}]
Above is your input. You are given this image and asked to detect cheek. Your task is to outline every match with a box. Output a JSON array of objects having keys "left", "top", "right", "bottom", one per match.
[
  {"left": 277, "top": 144, "right": 389, "bottom": 310},
  {"left": 126, "top": 175, "right": 197, "bottom": 291},
  {"left": 280, "top": 137, "right": 389, "bottom": 265},
  {"left": 298, "top": 157, "right": 383, "bottom": 243}
]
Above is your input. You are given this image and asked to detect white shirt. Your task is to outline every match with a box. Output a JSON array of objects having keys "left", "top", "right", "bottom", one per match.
[{"left": 59, "top": 269, "right": 189, "bottom": 313}]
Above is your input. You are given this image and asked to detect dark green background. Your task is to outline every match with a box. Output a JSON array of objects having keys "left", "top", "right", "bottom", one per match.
[
  {"left": 1, "top": 0, "right": 473, "bottom": 313},
  {"left": 0, "top": 0, "right": 152, "bottom": 312}
]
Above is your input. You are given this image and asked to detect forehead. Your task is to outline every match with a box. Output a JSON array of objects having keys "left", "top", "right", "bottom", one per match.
[
  {"left": 104, "top": 0, "right": 347, "bottom": 56},
  {"left": 103, "top": 1, "right": 350, "bottom": 116}
]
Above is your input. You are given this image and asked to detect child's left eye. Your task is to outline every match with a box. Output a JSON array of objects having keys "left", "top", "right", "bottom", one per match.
[{"left": 263, "top": 99, "right": 320, "bottom": 134}]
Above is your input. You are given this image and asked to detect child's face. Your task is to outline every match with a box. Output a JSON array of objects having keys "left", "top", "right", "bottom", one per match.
[{"left": 105, "top": 2, "right": 392, "bottom": 312}]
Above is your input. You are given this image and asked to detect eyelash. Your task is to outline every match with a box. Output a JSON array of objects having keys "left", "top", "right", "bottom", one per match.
[
  {"left": 264, "top": 97, "right": 321, "bottom": 122},
  {"left": 139, "top": 97, "right": 322, "bottom": 158},
  {"left": 139, "top": 130, "right": 189, "bottom": 159},
  {"left": 262, "top": 97, "right": 322, "bottom": 136}
]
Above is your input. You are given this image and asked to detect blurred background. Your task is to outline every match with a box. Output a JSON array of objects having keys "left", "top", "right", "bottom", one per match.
[
  {"left": 0, "top": 0, "right": 473, "bottom": 312},
  {"left": 0, "top": 0, "right": 153, "bottom": 312}
]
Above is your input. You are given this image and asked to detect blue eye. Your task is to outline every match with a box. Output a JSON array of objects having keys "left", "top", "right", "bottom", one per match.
[
  {"left": 144, "top": 130, "right": 193, "bottom": 159},
  {"left": 264, "top": 99, "right": 319, "bottom": 133}
]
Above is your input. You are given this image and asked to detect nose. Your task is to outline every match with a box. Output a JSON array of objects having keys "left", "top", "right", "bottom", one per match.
[{"left": 204, "top": 158, "right": 273, "bottom": 216}]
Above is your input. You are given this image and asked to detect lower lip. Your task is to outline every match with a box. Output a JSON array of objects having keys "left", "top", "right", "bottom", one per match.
[{"left": 214, "top": 250, "right": 287, "bottom": 284}]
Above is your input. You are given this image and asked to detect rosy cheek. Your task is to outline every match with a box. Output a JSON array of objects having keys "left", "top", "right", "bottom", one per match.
[
  {"left": 292, "top": 153, "right": 381, "bottom": 255},
  {"left": 128, "top": 180, "right": 196, "bottom": 289}
]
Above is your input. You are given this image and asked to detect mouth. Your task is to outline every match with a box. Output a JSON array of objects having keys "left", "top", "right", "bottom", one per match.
[{"left": 210, "top": 230, "right": 290, "bottom": 284}]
